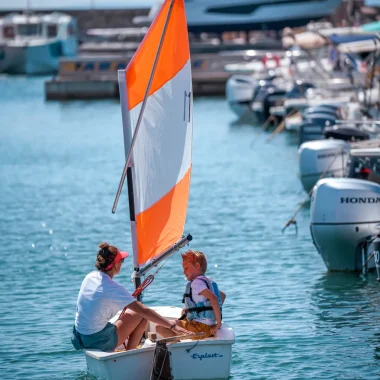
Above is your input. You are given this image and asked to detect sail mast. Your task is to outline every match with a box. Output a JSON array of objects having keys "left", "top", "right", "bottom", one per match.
[{"left": 117, "top": 70, "right": 139, "bottom": 269}]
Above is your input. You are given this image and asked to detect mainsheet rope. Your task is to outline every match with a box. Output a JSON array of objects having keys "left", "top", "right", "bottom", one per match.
[{"left": 117, "top": 255, "right": 175, "bottom": 350}]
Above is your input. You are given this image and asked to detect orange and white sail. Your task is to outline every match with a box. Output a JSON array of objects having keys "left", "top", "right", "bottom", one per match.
[{"left": 120, "top": 0, "right": 192, "bottom": 267}]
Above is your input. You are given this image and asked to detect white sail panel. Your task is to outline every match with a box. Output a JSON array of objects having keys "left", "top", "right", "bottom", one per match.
[{"left": 130, "top": 59, "right": 192, "bottom": 215}]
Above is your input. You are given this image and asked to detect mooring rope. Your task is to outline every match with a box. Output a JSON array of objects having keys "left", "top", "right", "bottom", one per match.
[
  {"left": 282, "top": 147, "right": 345, "bottom": 234},
  {"left": 250, "top": 114, "right": 278, "bottom": 148},
  {"left": 267, "top": 108, "right": 300, "bottom": 142}
]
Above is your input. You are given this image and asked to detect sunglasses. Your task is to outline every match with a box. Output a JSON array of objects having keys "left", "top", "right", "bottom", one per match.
[{"left": 120, "top": 258, "right": 125, "bottom": 264}]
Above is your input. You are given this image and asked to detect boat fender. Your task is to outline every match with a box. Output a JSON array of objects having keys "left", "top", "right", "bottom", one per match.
[{"left": 262, "top": 54, "right": 280, "bottom": 68}]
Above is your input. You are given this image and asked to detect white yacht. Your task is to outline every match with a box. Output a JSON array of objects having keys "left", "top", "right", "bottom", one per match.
[
  {"left": 0, "top": 12, "right": 78, "bottom": 74},
  {"left": 135, "top": 0, "right": 342, "bottom": 33},
  {"left": 186, "top": 0, "right": 342, "bottom": 33}
]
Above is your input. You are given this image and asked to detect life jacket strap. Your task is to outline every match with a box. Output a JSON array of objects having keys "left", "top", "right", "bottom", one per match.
[{"left": 185, "top": 305, "right": 214, "bottom": 314}]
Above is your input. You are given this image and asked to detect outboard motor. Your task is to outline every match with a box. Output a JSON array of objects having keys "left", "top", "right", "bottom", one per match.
[
  {"left": 310, "top": 178, "right": 380, "bottom": 271},
  {"left": 262, "top": 88, "right": 287, "bottom": 121},
  {"left": 373, "top": 234, "right": 380, "bottom": 281},
  {"left": 251, "top": 81, "right": 280, "bottom": 124},
  {"left": 299, "top": 113, "right": 337, "bottom": 146},
  {"left": 286, "top": 81, "right": 314, "bottom": 99},
  {"left": 324, "top": 125, "right": 371, "bottom": 141},
  {"left": 303, "top": 105, "right": 341, "bottom": 119},
  {"left": 298, "top": 139, "right": 350, "bottom": 192}
]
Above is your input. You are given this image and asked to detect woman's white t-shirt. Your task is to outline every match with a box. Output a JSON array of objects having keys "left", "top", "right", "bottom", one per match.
[{"left": 75, "top": 271, "right": 135, "bottom": 335}]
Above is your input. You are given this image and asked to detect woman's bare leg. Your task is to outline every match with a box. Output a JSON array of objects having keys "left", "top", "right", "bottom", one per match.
[
  {"left": 114, "top": 310, "right": 148, "bottom": 349},
  {"left": 127, "top": 318, "right": 148, "bottom": 350}
]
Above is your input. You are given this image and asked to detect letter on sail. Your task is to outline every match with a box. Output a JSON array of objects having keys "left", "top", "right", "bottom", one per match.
[{"left": 123, "top": 0, "right": 192, "bottom": 266}]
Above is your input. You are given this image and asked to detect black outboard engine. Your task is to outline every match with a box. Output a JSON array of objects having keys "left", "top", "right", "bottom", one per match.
[
  {"left": 251, "top": 81, "right": 281, "bottom": 123},
  {"left": 287, "top": 81, "right": 315, "bottom": 99},
  {"left": 299, "top": 113, "right": 337, "bottom": 146},
  {"left": 262, "top": 89, "right": 287, "bottom": 121},
  {"left": 324, "top": 125, "right": 371, "bottom": 141},
  {"left": 303, "top": 105, "right": 341, "bottom": 119},
  {"left": 373, "top": 234, "right": 380, "bottom": 282}
]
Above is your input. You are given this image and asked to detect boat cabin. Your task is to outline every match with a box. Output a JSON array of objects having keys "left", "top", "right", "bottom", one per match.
[{"left": 0, "top": 12, "right": 77, "bottom": 42}]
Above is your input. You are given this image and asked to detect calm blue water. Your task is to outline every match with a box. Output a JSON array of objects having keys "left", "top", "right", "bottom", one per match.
[{"left": 0, "top": 76, "right": 379, "bottom": 380}]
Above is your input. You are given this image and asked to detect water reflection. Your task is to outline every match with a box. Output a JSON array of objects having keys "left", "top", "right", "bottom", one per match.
[{"left": 312, "top": 272, "right": 380, "bottom": 361}]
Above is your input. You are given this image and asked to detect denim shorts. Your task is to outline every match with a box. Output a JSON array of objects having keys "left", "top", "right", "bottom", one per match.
[{"left": 71, "top": 322, "right": 118, "bottom": 352}]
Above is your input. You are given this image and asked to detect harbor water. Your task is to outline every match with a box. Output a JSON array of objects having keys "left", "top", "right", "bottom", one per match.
[{"left": 0, "top": 76, "right": 379, "bottom": 380}]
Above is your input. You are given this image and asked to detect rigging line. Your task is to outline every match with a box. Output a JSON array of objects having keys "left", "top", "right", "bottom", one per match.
[
  {"left": 132, "top": 254, "right": 175, "bottom": 297},
  {"left": 282, "top": 147, "right": 345, "bottom": 234}
]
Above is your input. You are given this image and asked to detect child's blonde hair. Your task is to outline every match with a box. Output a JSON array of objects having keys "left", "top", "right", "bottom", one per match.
[{"left": 181, "top": 250, "right": 208, "bottom": 273}]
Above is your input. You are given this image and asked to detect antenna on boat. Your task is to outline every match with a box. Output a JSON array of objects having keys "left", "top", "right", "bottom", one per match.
[{"left": 112, "top": 0, "right": 175, "bottom": 215}]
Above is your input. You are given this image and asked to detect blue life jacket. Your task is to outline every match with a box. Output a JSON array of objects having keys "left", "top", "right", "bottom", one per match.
[{"left": 182, "top": 275, "right": 223, "bottom": 321}]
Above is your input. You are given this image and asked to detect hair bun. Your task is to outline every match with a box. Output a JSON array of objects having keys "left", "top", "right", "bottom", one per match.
[{"left": 98, "top": 242, "right": 109, "bottom": 250}]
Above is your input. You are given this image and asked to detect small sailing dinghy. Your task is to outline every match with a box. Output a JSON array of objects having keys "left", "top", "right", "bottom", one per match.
[{"left": 84, "top": 1, "right": 234, "bottom": 379}]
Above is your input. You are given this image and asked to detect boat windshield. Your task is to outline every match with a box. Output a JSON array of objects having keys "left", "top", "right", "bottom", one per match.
[
  {"left": 347, "top": 154, "right": 380, "bottom": 183},
  {"left": 17, "top": 23, "right": 41, "bottom": 36}
]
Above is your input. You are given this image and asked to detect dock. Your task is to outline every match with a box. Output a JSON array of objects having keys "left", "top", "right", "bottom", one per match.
[{"left": 45, "top": 46, "right": 282, "bottom": 100}]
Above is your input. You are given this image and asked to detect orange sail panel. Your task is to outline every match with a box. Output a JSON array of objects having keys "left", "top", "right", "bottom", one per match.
[
  {"left": 125, "top": 0, "right": 193, "bottom": 267},
  {"left": 126, "top": 0, "right": 190, "bottom": 110}
]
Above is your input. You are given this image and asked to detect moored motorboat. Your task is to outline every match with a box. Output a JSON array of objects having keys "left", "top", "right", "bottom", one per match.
[
  {"left": 0, "top": 12, "right": 77, "bottom": 74},
  {"left": 135, "top": 0, "right": 342, "bottom": 33}
]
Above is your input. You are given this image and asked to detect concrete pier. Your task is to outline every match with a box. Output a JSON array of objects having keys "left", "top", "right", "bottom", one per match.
[{"left": 44, "top": 49, "right": 269, "bottom": 100}]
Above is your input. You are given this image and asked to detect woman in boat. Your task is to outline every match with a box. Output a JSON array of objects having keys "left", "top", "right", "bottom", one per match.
[{"left": 71, "top": 242, "right": 189, "bottom": 352}]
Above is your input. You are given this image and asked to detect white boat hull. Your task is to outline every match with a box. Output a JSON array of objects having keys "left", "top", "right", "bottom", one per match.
[
  {"left": 85, "top": 306, "right": 235, "bottom": 380},
  {"left": 185, "top": 0, "right": 341, "bottom": 32},
  {"left": 226, "top": 74, "right": 256, "bottom": 119}
]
